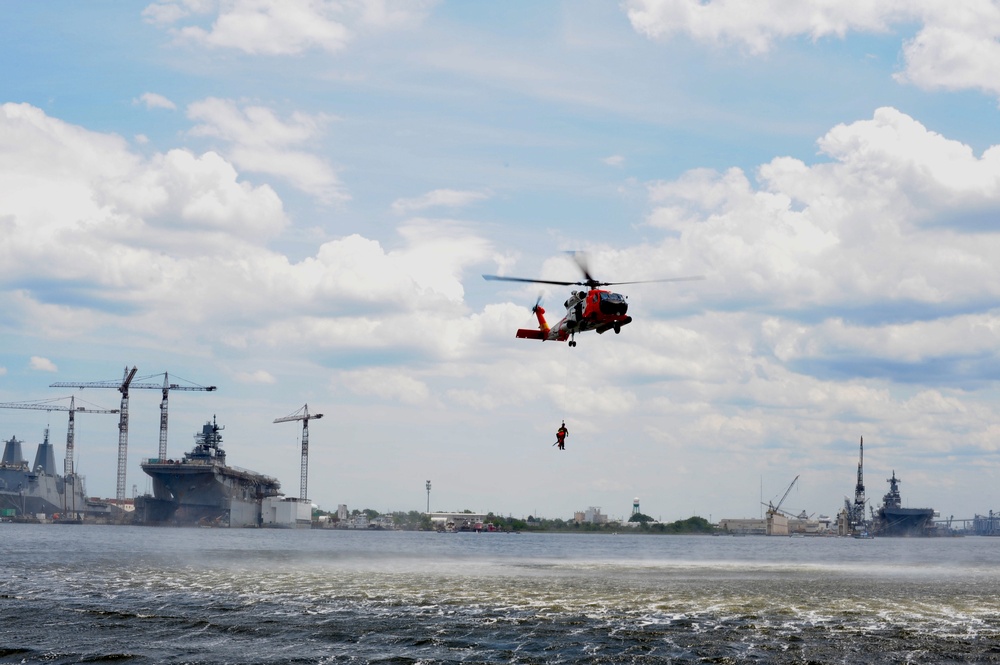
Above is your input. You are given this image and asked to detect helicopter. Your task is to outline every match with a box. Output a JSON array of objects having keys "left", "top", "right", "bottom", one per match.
[{"left": 483, "top": 252, "right": 702, "bottom": 347}]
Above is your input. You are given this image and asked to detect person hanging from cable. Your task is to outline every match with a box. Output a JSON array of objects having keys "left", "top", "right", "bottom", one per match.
[{"left": 555, "top": 421, "right": 568, "bottom": 450}]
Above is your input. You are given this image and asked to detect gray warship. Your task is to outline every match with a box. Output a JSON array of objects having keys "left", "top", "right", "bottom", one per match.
[
  {"left": 872, "top": 470, "right": 937, "bottom": 537},
  {"left": 0, "top": 429, "right": 88, "bottom": 520},
  {"left": 136, "top": 417, "right": 281, "bottom": 527}
]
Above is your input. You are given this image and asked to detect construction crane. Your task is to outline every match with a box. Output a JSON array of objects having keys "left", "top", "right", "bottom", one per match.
[
  {"left": 147, "top": 372, "right": 218, "bottom": 462},
  {"left": 51, "top": 366, "right": 216, "bottom": 503},
  {"left": 763, "top": 474, "right": 800, "bottom": 518},
  {"left": 0, "top": 395, "right": 118, "bottom": 477},
  {"left": 850, "top": 436, "right": 867, "bottom": 528},
  {"left": 273, "top": 404, "right": 323, "bottom": 501}
]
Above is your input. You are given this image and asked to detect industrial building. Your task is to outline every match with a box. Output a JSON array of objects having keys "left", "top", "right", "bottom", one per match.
[{"left": 574, "top": 506, "right": 608, "bottom": 525}]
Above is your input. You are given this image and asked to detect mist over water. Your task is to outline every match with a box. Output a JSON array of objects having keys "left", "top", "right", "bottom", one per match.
[{"left": 2, "top": 526, "right": 1000, "bottom": 664}]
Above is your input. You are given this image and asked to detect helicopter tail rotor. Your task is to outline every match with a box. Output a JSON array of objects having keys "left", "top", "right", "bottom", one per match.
[{"left": 515, "top": 294, "right": 550, "bottom": 340}]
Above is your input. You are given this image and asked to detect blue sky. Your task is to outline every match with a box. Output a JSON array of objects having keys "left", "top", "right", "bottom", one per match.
[{"left": 3, "top": 0, "right": 1000, "bottom": 523}]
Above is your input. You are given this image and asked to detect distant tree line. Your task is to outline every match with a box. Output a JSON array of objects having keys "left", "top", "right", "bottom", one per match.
[{"left": 312, "top": 508, "right": 715, "bottom": 534}]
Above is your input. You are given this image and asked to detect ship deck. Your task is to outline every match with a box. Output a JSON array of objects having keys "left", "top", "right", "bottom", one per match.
[{"left": 141, "top": 459, "right": 280, "bottom": 486}]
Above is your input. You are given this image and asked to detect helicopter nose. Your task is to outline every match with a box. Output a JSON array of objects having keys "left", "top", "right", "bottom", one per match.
[{"left": 598, "top": 297, "right": 628, "bottom": 317}]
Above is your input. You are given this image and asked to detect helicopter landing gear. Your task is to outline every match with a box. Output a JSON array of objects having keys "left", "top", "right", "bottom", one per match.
[
  {"left": 569, "top": 340, "right": 577, "bottom": 347},
  {"left": 613, "top": 323, "right": 621, "bottom": 334}
]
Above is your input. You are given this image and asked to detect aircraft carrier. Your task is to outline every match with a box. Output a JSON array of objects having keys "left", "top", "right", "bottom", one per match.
[
  {"left": 0, "top": 429, "right": 89, "bottom": 519},
  {"left": 136, "top": 416, "right": 282, "bottom": 527},
  {"left": 872, "top": 470, "right": 937, "bottom": 537}
]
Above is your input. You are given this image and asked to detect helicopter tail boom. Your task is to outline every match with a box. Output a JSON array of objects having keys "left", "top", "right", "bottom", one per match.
[{"left": 515, "top": 303, "right": 556, "bottom": 341}]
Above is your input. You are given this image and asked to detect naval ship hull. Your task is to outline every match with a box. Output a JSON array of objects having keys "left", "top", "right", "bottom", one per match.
[
  {"left": 875, "top": 506, "right": 936, "bottom": 537},
  {"left": 138, "top": 418, "right": 280, "bottom": 528},
  {"left": 139, "top": 462, "right": 280, "bottom": 527},
  {"left": 0, "top": 434, "right": 89, "bottom": 519},
  {"left": 0, "top": 476, "right": 87, "bottom": 517}
]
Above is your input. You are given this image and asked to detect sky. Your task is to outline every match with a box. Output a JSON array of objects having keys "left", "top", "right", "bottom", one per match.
[{"left": 3, "top": 0, "right": 1000, "bottom": 524}]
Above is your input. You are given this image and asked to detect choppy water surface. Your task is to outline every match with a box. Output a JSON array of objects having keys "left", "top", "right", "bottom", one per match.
[{"left": 2, "top": 526, "right": 1000, "bottom": 663}]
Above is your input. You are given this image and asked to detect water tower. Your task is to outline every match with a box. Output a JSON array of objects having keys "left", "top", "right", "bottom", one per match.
[{"left": 632, "top": 497, "right": 640, "bottom": 517}]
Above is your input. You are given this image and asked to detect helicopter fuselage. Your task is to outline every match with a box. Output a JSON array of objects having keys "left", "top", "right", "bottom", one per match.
[{"left": 515, "top": 288, "right": 633, "bottom": 346}]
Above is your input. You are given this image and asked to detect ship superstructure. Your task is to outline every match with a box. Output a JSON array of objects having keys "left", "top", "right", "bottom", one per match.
[
  {"left": 0, "top": 429, "right": 88, "bottom": 519},
  {"left": 137, "top": 417, "right": 281, "bottom": 527},
  {"left": 873, "top": 470, "right": 936, "bottom": 537}
]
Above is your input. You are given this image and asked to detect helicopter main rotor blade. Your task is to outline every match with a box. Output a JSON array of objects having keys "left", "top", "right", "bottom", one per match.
[
  {"left": 566, "top": 251, "right": 596, "bottom": 285},
  {"left": 482, "top": 274, "right": 582, "bottom": 287},
  {"left": 565, "top": 251, "right": 702, "bottom": 288},
  {"left": 597, "top": 275, "right": 706, "bottom": 286}
]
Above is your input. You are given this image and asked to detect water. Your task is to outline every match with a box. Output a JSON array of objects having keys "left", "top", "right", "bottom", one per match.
[{"left": 2, "top": 526, "right": 1000, "bottom": 664}]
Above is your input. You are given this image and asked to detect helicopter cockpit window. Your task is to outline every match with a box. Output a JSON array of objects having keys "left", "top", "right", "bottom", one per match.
[{"left": 598, "top": 292, "right": 628, "bottom": 315}]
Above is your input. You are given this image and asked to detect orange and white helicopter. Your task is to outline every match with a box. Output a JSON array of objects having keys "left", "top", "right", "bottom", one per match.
[{"left": 483, "top": 253, "right": 702, "bottom": 347}]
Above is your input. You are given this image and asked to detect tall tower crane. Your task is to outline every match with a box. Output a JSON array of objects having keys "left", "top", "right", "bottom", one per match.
[
  {"left": 0, "top": 395, "right": 118, "bottom": 476},
  {"left": 51, "top": 367, "right": 216, "bottom": 503},
  {"left": 274, "top": 404, "right": 323, "bottom": 501},
  {"left": 853, "top": 436, "right": 866, "bottom": 525},
  {"left": 842, "top": 436, "right": 868, "bottom": 531},
  {"left": 149, "top": 372, "right": 218, "bottom": 462}
]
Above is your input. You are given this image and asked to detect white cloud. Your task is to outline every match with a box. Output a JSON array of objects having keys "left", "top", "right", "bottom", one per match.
[
  {"left": 0, "top": 104, "right": 498, "bottom": 364},
  {"left": 624, "top": 0, "right": 908, "bottom": 55},
  {"left": 29, "top": 356, "right": 57, "bottom": 372},
  {"left": 0, "top": 103, "right": 287, "bottom": 335},
  {"left": 138, "top": 149, "right": 288, "bottom": 238},
  {"left": 235, "top": 369, "right": 276, "bottom": 384},
  {"left": 0, "top": 103, "right": 287, "bottom": 252},
  {"left": 144, "top": 0, "right": 437, "bottom": 55},
  {"left": 896, "top": 9, "right": 1000, "bottom": 98},
  {"left": 603, "top": 155, "right": 625, "bottom": 167},
  {"left": 12, "top": 101, "right": 997, "bottom": 416},
  {"left": 623, "top": 1, "right": 1000, "bottom": 101},
  {"left": 643, "top": 107, "right": 1000, "bottom": 308},
  {"left": 767, "top": 313, "right": 1000, "bottom": 366},
  {"left": 181, "top": 0, "right": 352, "bottom": 54},
  {"left": 141, "top": 0, "right": 196, "bottom": 26},
  {"left": 187, "top": 97, "right": 347, "bottom": 203},
  {"left": 391, "top": 188, "right": 492, "bottom": 214},
  {"left": 299, "top": 219, "right": 492, "bottom": 306},
  {"left": 587, "top": 105, "right": 1000, "bottom": 495},
  {"left": 135, "top": 92, "right": 177, "bottom": 111},
  {"left": 337, "top": 367, "right": 431, "bottom": 405}
]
